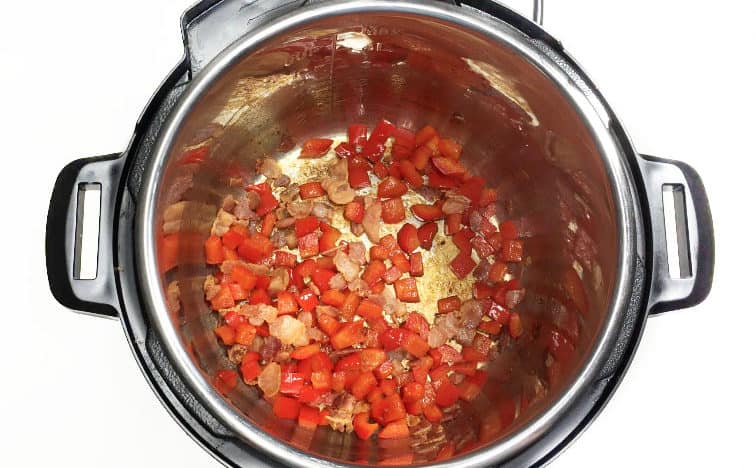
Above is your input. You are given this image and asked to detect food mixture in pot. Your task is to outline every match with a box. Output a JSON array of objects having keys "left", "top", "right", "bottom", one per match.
[{"left": 162, "top": 119, "right": 580, "bottom": 458}]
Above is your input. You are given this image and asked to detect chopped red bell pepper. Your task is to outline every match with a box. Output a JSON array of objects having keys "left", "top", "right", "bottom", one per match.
[
  {"left": 362, "top": 118, "right": 396, "bottom": 162},
  {"left": 471, "top": 235, "right": 496, "bottom": 258},
  {"left": 248, "top": 288, "right": 271, "bottom": 305},
  {"left": 415, "top": 125, "right": 438, "bottom": 147},
  {"left": 310, "top": 370, "right": 332, "bottom": 391},
  {"left": 353, "top": 412, "right": 378, "bottom": 440},
  {"left": 234, "top": 323, "right": 256, "bottom": 345},
  {"left": 449, "top": 245, "right": 475, "bottom": 277},
  {"left": 214, "top": 325, "right": 235, "bottom": 345},
  {"left": 452, "top": 228, "right": 475, "bottom": 253},
  {"left": 213, "top": 369, "right": 238, "bottom": 395},
  {"left": 210, "top": 286, "right": 235, "bottom": 310},
  {"left": 348, "top": 124, "right": 369, "bottom": 149},
  {"left": 435, "top": 380, "right": 461, "bottom": 407},
  {"left": 432, "top": 157, "right": 466, "bottom": 176},
  {"left": 344, "top": 200, "right": 365, "bottom": 223},
  {"left": 356, "top": 299, "right": 383, "bottom": 320},
  {"left": 378, "top": 420, "right": 409, "bottom": 439},
  {"left": 272, "top": 395, "right": 301, "bottom": 419},
  {"left": 310, "top": 268, "right": 335, "bottom": 292},
  {"left": 404, "top": 312, "right": 429, "bottom": 340},
  {"left": 474, "top": 281, "right": 494, "bottom": 300},
  {"left": 363, "top": 260, "right": 387, "bottom": 286},
  {"left": 437, "top": 296, "right": 461, "bottom": 314},
  {"left": 295, "top": 216, "right": 319, "bottom": 238},
  {"left": 488, "top": 261, "right": 508, "bottom": 283},
  {"left": 318, "top": 222, "right": 341, "bottom": 253},
  {"left": 260, "top": 212, "right": 276, "bottom": 237},
  {"left": 411, "top": 204, "right": 444, "bottom": 221},
  {"left": 394, "top": 278, "right": 420, "bottom": 303},
  {"left": 396, "top": 224, "right": 419, "bottom": 253},
  {"left": 321, "top": 289, "right": 346, "bottom": 307},
  {"left": 428, "top": 167, "right": 459, "bottom": 189},
  {"left": 381, "top": 198, "right": 405, "bottom": 223},
  {"left": 246, "top": 182, "right": 278, "bottom": 216},
  {"left": 351, "top": 372, "right": 378, "bottom": 399},
  {"left": 390, "top": 253, "right": 410, "bottom": 273},
  {"left": 205, "top": 235, "right": 224, "bottom": 265},
  {"left": 291, "top": 343, "right": 321, "bottom": 360},
  {"left": 299, "top": 181, "right": 326, "bottom": 199},
  {"left": 300, "top": 138, "right": 333, "bottom": 158},
  {"left": 341, "top": 291, "right": 360, "bottom": 320},
  {"left": 391, "top": 127, "right": 416, "bottom": 160},
  {"left": 409, "top": 252, "right": 423, "bottom": 277},
  {"left": 331, "top": 319, "right": 365, "bottom": 350},
  {"left": 334, "top": 142, "right": 355, "bottom": 159},
  {"left": 222, "top": 227, "right": 246, "bottom": 250},
  {"left": 317, "top": 313, "right": 341, "bottom": 336},
  {"left": 359, "top": 348, "right": 387, "bottom": 372},
  {"left": 348, "top": 158, "right": 371, "bottom": 189},
  {"left": 401, "top": 330, "right": 429, "bottom": 357},
  {"left": 373, "top": 160, "right": 389, "bottom": 178},
  {"left": 411, "top": 145, "right": 433, "bottom": 171},
  {"left": 238, "top": 233, "right": 274, "bottom": 263},
  {"left": 377, "top": 176, "right": 408, "bottom": 198},
  {"left": 499, "top": 220, "right": 519, "bottom": 240},
  {"left": 500, "top": 240, "right": 524, "bottom": 262},
  {"left": 438, "top": 138, "right": 462, "bottom": 160},
  {"left": 295, "top": 288, "right": 317, "bottom": 312},
  {"left": 240, "top": 356, "right": 261, "bottom": 383},
  {"left": 279, "top": 363, "right": 305, "bottom": 396},
  {"left": 297, "top": 405, "right": 320, "bottom": 429},
  {"left": 298, "top": 232, "right": 320, "bottom": 258},
  {"left": 478, "top": 319, "right": 502, "bottom": 335},
  {"left": 272, "top": 251, "right": 297, "bottom": 268},
  {"left": 379, "top": 327, "right": 409, "bottom": 352},
  {"left": 423, "top": 404, "right": 443, "bottom": 424},
  {"left": 417, "top": 223, "right": 438, "bottom": 250},
  {"left": 398, "top": 160, "right": 424, "bottom": 188}
]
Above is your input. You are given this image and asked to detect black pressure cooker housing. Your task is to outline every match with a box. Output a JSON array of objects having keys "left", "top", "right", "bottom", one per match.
[{"left": 46, "top": 1, "right": 714, "bottom": 466}]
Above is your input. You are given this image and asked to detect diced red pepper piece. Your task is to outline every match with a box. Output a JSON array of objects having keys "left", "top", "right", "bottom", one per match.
[
  {"left": 221, "top": 228, "right": 245, "bottom": 250},
  {"left": 370, "top": 245, "right": 389, "bottom": 261},
  {"left": 471, "top": 235, "right": 495, "bottom": 258},
  {"left": 479, "top": 188, "right": 497, "bottom": 206},
  {"left": 341, "top": 291, "right": 360, "bottom": 320},
  {"left": 298, "top": 405, "right": 320, "bottom": 430},
  {"left": 223, "top": 246, "right": 239, "bottom": 262},
  {"left": 311, "top": 369, "right": 332, "bottom": 391},
  {"left": 373, "top": 161, "right": 389, "bottom": 178},
  {"left": 404, "top": 312, "right": 429, "bottom": 340},
  {"left": 409, "top": 252, "right": 424, "bottom": 277},
  {"left": 462, "top": 345, "right": 488, "bottom": 362},
  {"left": 398, "top": 160, "right": 424, "bottom": 188},
  {"left": 348, "top": 160, "right": 371, "bottom": 189},
  {"left": 381, "top": 198, "right": 405, "bottom": 223},
  {"left": 394, "top": 278, "right": 420, "bottom": 303},
  {"left": 279, "top": 363, "right": 305, "bottom": 396},
  {"left": 246, "top": 182, "right": 278, "bottom": 216},
  {"left": 300, "top": 138, "right": 333, "bottom": 158},
  {"left": 394, "top": 224, "right": 419, "bottom": 254},
  {"left": 478, "top": 319, "right": 502, "bottom": 335},
  {"left": 363, "top": 260, "right": 387, "bottom": 286},
  {"left": 391, "top": 127, "right": 416, "bottom": 160},
  {"left": 353, "top": 412, "right": 378, "bottom": 440},
  {"left": 488, "top": 261, "right": 508, "bottom": 283},
  {"left": 432, "top": 157, "right": 466, "bottom": 176},
  {"left": 229, "top": 266, "right": 257, "bottom": 292},
  {"left": 234, "top": 323, "right": 256, "bottom": 345},
  {"left": 445, "top": 213, "right": 462, "bottom": 235},
  {"left": 356, "top": 299, "right": 383, "bottom": 320},
  {"left": 428, "top": 167, "right": 459, "bottom": 189},
  {"left": 380, "top": 234, "right": 402, "bottom": 256},
  {"left": 331, "top": 319, "right": 365, "bottom": 350},
  {"left": 378, "top": 420, "right": 409, "bottom": 439},
  {"left": 417, "top": 223, "right": 438, "bottom": 250},
  {"left": 310, "top": 268, "right": 335, "bottom": 293},
  {"left": 299, "top": 181, "right": 326, "bottom": 199},
  {"left": 272, "top": 251, "right": 297, "bottom": 268},
  {"left": 359, "top": 348, "right": 387, "bottom": 372},
  {"left": 415, "top": 125, "right": 438, "bottom": 147},
  {"left": 295, "top": 216, "right": 319, "bottom": 238},
  {"left": 210, "top": 286, "right": 235, "bottom": 310},
  {"left": 331, "top": 370, "right": 359, "bottom": 393},
  {"left": 362, "top": 118, "right": 396, "bottom": 162},
  {"left": 457, "top": 176, "right": 485, "bottom": 206},
  {"left": 402, "top": 382, "right": 425, "bottom": 404},
  {"left": 423, "top": 404, "right": 443, "bottom": 424},
  {"left": 344, "top": 200, "right": 365, "bottom": 223},
  {"left": 401, "top": 330, "right": 429, "bottom": 357},
  {"left": 387, "top": 161, "right": 402, "bottom": 179},
  {"left": 317, "top": 313, "right": 341, "bottom": 336},
  {"left": 377, "top": 176, "right": 408, "bottom": 198},
  {"left": 430, "top": 345, "right": 463, "bottom": 367},
  {"left": 214, "top": 325, "right": 235, "bottom": 345},
  {"left": 452, "top": 228, "right": 475, "bottom": 253},
  {"left": 297, "top": 288, "right": 318, "bottom": 312},
  {"left": 205, "top": 236, "right": 224, "bottom": 265},
  {"left": 259, "top": 212, "right": 276, "bottom": 237},
  {"left": 320, "top": 289, "right": 345, "bottom": 308},
  {"left": 272, "top": 395, "right": 301, "bottom": 420},
  {"left": 291, "top": 343, "right": 321, "bottom": 360},
  {"left": 379, "top": 328, "right": 408, "bottom": 352},
  {"left": 334, "top": 142, "right": 354, "bottom": 159},
  {"left": 238, "top": 233, "right": 274, "bottom": 263},
  {"left": 224, "top": 312, "right": 247, "bottom": 329},
  {"left": 240, "top": 356, "right": 261, "bottom": 383},
  {"left": 411, "top": 204, "right": 444, "bottom": 222},
  {"left": 248, "top": 288, "right": 271, "bottom": 305},
  {"left": 318, "top": 222, "right": 341, "bottom": 253},
  {"left": 411, "top": 145, "right": 433, "bottom": 171},
  {"left": 435, "top": 381, "right": 461, "bottom": 407},
  {"left": 500, "top": 240, "right": 524, "bottom": 262},
  {"left": 276, "top": 291, "right": 299, "bottom": 315},
  {"left": 437, "top": 296, "right": 461, "bottom": 314},
  {"left": 298, "top": 232, "right": 320, "bottom": 258},
  {"left": 450, "top": 251, "right": 476, "bottom": 279},
  {"left": 351, "top": 372, "right": 378, "bottom": 399},
  {"left": 213, "top": 369, "right": 237, "bottom": 395},
  {"left": 474, "top": 281, "right": 494, "bottom": 300},
  {"left": 369, "top": 280, "right": 385, "bottom": 294},
  {"left": 335, "top": 353, "right": 362, "bottom": 373},
  {"left": 348, "top": 124, "right": 368, "bottom": 149},
  {"left": 390, "top": 253, "right": 410, "bottom": 273},
  {"left": 438, "top": 138, "right": 462, "bottom": 160}
]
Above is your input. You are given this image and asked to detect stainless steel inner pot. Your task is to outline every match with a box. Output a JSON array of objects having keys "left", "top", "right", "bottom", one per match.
[{"left": 137, "top": 1, "right": 639, "bottom": 466}]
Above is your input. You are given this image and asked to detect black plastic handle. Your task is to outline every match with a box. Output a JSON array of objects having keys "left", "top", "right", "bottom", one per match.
[
  {"left": 46, "top": 154, "right": 126, "bottom": 319},
  {"left": 638, "top": 155, "right": 715, "bottom": 314}
]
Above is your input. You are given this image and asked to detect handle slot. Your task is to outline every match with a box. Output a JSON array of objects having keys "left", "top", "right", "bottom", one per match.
[
  {"left": 662, "top": 184, "right": 692, "bottom": 279},
  {"left": 74, "top": 183, "right": 102, "bottom": 280}
]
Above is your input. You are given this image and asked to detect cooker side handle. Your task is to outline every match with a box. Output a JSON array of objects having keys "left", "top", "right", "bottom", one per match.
[
  {"left": 638, "top": 155, "right": 714, "bottom": 314},
  {"left": 46, "top": 154, "right": 125, "bottom": 319}
]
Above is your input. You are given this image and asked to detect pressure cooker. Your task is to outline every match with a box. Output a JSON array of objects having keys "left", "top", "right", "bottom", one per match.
[{"left": 45, "top": 0, "right": 714, "bottom": 466}]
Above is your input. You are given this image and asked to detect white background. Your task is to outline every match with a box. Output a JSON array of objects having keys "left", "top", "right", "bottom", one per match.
[{"left": 1, "top": 0, "right": 754, "bottom": 466}]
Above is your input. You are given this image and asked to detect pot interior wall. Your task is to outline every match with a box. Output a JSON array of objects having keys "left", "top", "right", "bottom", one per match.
[{"left": 154, "top": 9, "right": 618, "bottom": 465}]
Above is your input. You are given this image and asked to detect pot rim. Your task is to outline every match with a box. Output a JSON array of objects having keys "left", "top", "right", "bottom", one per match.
[{"left": 136, "top": 1, "right": 639, "bottom": 466}]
